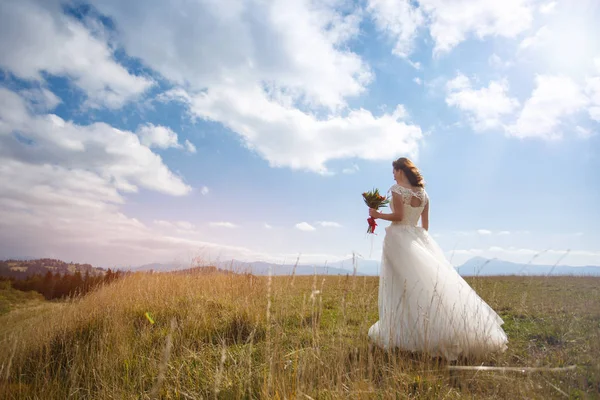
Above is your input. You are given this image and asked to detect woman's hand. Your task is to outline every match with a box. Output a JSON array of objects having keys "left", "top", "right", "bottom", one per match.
[{"left": 369, "top": 208, "right": 380, "bottom": 219}]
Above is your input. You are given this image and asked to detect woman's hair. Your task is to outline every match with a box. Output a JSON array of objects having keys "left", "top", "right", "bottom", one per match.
[{"left": 392, "top": 157, "right": 425, "bottom": 188}]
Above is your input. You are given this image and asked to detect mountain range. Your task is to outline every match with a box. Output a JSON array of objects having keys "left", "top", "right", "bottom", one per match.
[
  {"left": 122, "top": 258, "right": 376, "bottom": 276},
  {"left": 120, "top": 257, "right": 600, "bottom": 277},
  {"left": 457, "top": 257, "right": 600, "bottom": 276}
]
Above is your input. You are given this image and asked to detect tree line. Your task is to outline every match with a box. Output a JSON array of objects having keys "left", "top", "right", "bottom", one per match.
[{"left": 1, "top": 269, "right": 127, "bottom": 300}]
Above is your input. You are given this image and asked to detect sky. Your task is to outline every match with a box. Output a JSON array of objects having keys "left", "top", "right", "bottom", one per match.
[{"left": 0, "top": 0, "right": 599, "bottom": 269}]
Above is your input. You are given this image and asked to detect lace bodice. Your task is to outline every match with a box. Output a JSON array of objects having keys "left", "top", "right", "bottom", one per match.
[{"left": 389, "top": 184, "right": 428, "bottom": 226}]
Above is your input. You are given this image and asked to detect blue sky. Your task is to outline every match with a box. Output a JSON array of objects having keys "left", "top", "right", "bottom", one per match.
[{"left": 0, "top": 0, "right": 599, "bottom": 269}]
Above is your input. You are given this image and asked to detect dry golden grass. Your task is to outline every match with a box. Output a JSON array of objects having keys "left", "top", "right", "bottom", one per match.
[{"left": 0, "top": 272, "right": 599, "bottom": 399}]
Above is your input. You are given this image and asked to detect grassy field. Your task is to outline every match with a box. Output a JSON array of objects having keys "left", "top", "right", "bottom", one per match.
[{"left": 0, "top": 273, "right": 598, "bottom": 399}]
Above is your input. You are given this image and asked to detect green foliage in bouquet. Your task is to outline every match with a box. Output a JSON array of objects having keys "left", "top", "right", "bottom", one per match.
[{"left": 362, "top": 188, "right": 390, "bottom": 209}]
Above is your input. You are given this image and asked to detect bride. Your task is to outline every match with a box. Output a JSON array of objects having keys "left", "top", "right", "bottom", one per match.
[{"left": 367, "top": 157, "right": 508, "bottom": 360}]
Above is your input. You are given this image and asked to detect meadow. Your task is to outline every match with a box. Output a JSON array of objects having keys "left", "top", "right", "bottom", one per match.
[{"left": 0, "top": 271, "right": 599, "bottom": 399}]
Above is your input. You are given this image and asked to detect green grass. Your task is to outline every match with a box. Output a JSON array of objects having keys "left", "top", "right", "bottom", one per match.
[
  {"left": 0, "top": 281, "right": 45, "bottom": 316},
  {"left": 0, "top": 274, "right": 598, "bottom": 399}
]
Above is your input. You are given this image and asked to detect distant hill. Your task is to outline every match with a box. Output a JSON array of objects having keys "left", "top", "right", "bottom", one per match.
[
  {"left": 216, "top": 260, "right": 365, "bottom": 276},
  {"left": 123, "top": 259, "right": 369, "bottom": 276},
  {"left": 169, "top": 266, "right": 235, "bottom": 275},
  {"left": 121, "top": 262, "right": 191, "bottom": 273},
  {"left": 457, "top": 257, "right": 600, "bottom": 276},
  {"left": 0, "top": 258, "right": 106, "bottom": 279}
]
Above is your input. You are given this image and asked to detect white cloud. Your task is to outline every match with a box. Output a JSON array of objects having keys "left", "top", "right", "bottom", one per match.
[
  {"left": 369, "top": 0, "right": 537, "bottom": 57},
  {"left": 136, "top": 124, "right": 198, "bottom": 153},
  {"left": 508, "top": 75, "right": 588, "bottom": 139},
  {"left": 423, "top": 0, "right": 536, "bottom": 55},
  {"left": 166, "top": 89, "right": 422, "bottom": 173},
  {"left": 488, "top": 53, "right": 502, "bottom": 67},
  {"left": 446, "top": 74, "right": 519, "bottom": 131},
  {"left": 449, "top": 229, "right": 517, "bottom": 236},
  {"left": 586, "top": 60, "right": 600, "bottom": 122},
  {"left": 175, "top": 221, "right": 195, "bottom": 231},
  {"left": 200, "top": 186, "right": 210, "bottom": 196},
  {"left": 295, "top": 222, "right": 316, "bottom": 232},
  {"left": 137, "top": 124, "right": 180, "bottom": 149},
  {"left": 488, "top": 53, "right": 513, "bottom": 69},
  {"left": 539, "top": 2, "right": 557, "bottom": 14},
  {"left": 154, "top": 220, "right": 195, "bottom": 231},
  {"left": 413, "top": 77, "right": 422, "bottom": 85},
  {"left": 588, "top": 107, "right": 600, "bottom": 122},
  {"left": 452, "top": 249, "right": 484, "bottom": 255},
  {"left": 576, "top": 126, "right": 594, "bottom": 139},
  {"left": 317, "top": 221, "right": 343, "bottom": 228},
  {"left": 0, "top": 0, "right": 153, "bottom": 109},
  {"left": 209, "top": 222, "right": 238, "bottom": 229},
  {"left": 0, "top": 88, "right": 191, "bottom": 196},
  {"left": 91, "top": 0, "right": 370, "bottom": 111},
  {"left": 408, "top": 60, "right": 422, "bottom": 70},
  {"left": 184, "top": 139, "right": 197, "bottom": 154},
  {"left": 19, "top": 87, "right": 62, "bottom": 112},
  {"left": 518, "top": 26, "right": 551, "bottom": 51},
  {"left": 342, "top": 164, "right": 360, "bottom": 174},
  {"left": 367, "top": 0, "right": 424, "bottom": 58},
  {"left": 264, "top": 223, "right": 273, "bottom": 229}
]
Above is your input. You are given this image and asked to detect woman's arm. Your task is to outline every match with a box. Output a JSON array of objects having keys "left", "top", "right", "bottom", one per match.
[
  {"left": 421, "top": 200, "right": 429, "bottom": 231},
  {"left": 369, "top": 192, "right": 404, "bottom": 222}
]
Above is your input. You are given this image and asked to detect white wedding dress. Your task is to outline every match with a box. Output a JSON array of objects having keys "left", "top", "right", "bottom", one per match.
[{"left": 368, "top": 184, "right": 508, "bottom": 360}]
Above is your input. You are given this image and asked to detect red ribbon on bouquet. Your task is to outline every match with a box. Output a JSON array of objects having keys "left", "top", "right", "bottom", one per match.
[
  {"left": 363, "top": 188, "right": 388, "bottom": 235},
  {"left": 367, "top": 216, "right": 377, "bottom": 234}
]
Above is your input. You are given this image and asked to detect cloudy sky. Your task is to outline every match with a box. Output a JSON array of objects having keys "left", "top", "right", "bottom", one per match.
[{"left": 1, "top": 0, "right": 599, "bottom": 269}]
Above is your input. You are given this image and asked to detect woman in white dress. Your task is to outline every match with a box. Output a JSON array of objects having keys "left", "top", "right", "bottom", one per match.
[{"left": 367, "top": 157, "right": 508, "bottom": 360}]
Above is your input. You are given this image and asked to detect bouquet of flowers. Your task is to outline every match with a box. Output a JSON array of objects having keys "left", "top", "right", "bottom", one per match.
[{"left": 362, "top": 188, "right": 389, "bottom": 234}]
